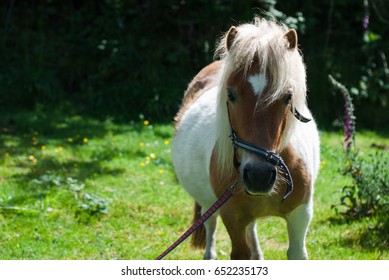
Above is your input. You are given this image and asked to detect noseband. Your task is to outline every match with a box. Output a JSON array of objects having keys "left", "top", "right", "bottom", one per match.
[{"left": 227, "top": 102, "right": 311, "bottom": 202}]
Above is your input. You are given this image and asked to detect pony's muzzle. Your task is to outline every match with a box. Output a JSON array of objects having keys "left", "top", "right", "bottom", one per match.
[{"left": 242, "top": 161, "right": 277, "bottom": 195}]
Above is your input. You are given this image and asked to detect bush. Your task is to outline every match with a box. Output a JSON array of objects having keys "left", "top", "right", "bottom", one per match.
[{"left": 335, "top": 151, "right": 389, "bottom": 218}]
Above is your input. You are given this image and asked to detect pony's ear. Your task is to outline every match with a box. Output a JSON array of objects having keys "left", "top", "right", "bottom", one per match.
[
  {"left": 284, "top": 29, "right": 298, "bottom": 50},
  {"left": 226, "top": 26, "right": 238, "bottom": 51}
]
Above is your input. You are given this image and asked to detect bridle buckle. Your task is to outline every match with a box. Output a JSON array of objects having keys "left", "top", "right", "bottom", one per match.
[{"left": 266, "top": 152, "right": 281, "bottom": 166}]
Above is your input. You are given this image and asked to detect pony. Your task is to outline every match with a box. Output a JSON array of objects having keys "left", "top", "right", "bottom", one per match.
[{"left": 172, "top": 17, "right": 320, "bottom": 260}]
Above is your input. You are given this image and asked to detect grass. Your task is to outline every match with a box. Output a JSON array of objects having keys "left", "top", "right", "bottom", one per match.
[{"left": 0, "top": 109, "right": 388, "bottom": 260}]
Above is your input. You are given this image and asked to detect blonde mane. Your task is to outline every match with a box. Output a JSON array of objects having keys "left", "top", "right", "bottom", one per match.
[{"left": 214, "top": 18, "right": 308, "bottom": 175}]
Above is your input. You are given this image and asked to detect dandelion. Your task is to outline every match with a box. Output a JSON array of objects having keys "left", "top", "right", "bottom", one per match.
[
  {"left": 139, "top": 142, "right": 145, "bottom": 147},
  {"left": 28, "top": 155, "right": 38, "bottom": 165},
  {"left": 68, "top": 138, "right": 73, "bottom": 143},
  {"left": 41, "top": 145, "right": 47, "bottom": 150},
  {"left": 159, "top": 169, "right": 164, "bottom": 174},
  {"left": 140, "top": 162, "right": 145, "bottom": 167},
  {"left": 150, "top": 153, "right": 156, "bottom": 159},
  {"left": 83, "top": 138, "right": 89, "bottom": 143},
  {"left": 164, "top": 140, "right": 170, "bottom": 145},
  {"left": 143, "top": 120, "right": 150, "bottom": 126},
  {"left": 157, "top": 230, "right": 163, "bottom": 236}
]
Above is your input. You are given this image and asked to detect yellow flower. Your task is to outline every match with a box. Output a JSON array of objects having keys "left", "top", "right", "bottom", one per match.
[
  {"left": 83, "top": 138, "right": 88, "bottom": 143},
  {"left": 139, "top": 142, "right": 145, "bottom": 147},
  {"left": 41, "top": 145, "right": 47, "bottom": 150},
  {"left": 159, "top": 169, "right": 164, "bottom": 174},
  {"left": 157, "top": 230, "right": 163, "bottom": 236},
  {"left": 140, "top": 162, "right": 145, "bottom": 167},
  {"left": 150, "top": 153, "right": 156, "bottom": 159},
  {"left": 164, "top": 140, "right": 170, "bottom": 145},
  {"left": 143, "top": 120, "right": 149, "bottom": 126},
  {"left": 28, "top": 155, "right": 38, "bottom": 164},
  {"left": 68, "top": 138, "right": 73, "bottom": 143}
]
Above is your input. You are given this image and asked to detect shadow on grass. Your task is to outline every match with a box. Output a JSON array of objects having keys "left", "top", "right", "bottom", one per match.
[
  {"left": 1, "top": 109, "right": 127, "bottom": 148},
  {"left": 0, "top": 108, "right": 143, "bottom": 220},
  {"left": 324, "top": 215, "right": 389, "bottom": 254}
]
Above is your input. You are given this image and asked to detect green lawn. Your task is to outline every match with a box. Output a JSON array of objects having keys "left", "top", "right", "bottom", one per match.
[{"left": 0, "top": 110, "right": 388, "bottom": 259}]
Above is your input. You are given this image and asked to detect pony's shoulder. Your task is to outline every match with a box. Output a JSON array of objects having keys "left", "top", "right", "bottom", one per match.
[
  {"left": 183, "top": 61, "right": 222, "bottom": 103},
  {"left": 174, "top": 61, "right": 222, "bottom": 126}
]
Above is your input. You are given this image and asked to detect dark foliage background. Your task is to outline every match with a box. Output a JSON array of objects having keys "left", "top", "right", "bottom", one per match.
[{"left": 1, "top": 0, "right": 388, "bottom": 128}]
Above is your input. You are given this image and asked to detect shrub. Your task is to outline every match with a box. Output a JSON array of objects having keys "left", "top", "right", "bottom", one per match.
[{"left": 337, "top": 151, "right": 389, "bottom": 218}]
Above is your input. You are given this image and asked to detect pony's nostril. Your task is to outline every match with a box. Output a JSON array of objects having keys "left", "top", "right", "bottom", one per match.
[
  {"left": 269, "top": 169, "right": 277, "bottom": 185},
  {"left": 243, "top": 166, "right": 252, "bottom": 188}
]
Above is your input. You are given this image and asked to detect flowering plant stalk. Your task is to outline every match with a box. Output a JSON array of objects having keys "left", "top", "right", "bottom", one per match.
[
  {"left": 328, "top": 75, "right": 356, "bottom": 151},
  {"left": 329, "top": 75, "right": 389, "bottom": 222}
]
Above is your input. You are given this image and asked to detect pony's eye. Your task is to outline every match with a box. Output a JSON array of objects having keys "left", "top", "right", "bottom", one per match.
[
  {"left": 227, "top": 88, "right": 237, "bottom": 102},
  {"left": 285, "top": 91, "right": 293, "bottom": 104}
]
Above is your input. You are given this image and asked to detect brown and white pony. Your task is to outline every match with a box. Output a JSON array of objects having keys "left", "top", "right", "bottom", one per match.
[{"left": 172, "top": 18, "right": 320, "bottom": 260}]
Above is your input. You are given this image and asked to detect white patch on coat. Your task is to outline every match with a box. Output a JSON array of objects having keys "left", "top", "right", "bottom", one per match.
[
  {"left": 173, "top": 86, "right": 219, "bottom": 207},
  {"left": 289, "top": 108, "right": 320, "bottom": 181},
  {"left": 248, "top": 73, "right": 267, "bottom": 96},
  {"left": 285, "top": 203, "right": 313, "bottom": 259}
]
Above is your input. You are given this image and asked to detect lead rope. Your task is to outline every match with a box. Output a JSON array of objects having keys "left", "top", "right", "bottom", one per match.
[{"left": 155, "top": 179, "right": 238, "bottom": 260}]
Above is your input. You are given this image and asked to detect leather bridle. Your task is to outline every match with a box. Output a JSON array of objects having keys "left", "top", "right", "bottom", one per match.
[{"left": 227, "top": 101, "right": 311, "bottom": 202}]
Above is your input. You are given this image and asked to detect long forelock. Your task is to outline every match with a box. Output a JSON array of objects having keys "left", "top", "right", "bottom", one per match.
[
  {"left": 216, "top": 18, "right": 306, "bottom": 107},
  {"left": 214, "top": 18, "right": 307, "bottom": 176}
]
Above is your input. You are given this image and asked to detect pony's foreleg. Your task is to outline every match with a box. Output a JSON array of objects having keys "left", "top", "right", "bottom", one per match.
[
  {"left": 246, "top": 221, "right": 264, "bottom": 260},
  {"left": 285, "top": 203, "right": 313, "bottom": 260},
  {"left": 221, "top": 211, "right": 251, "bottom": 259},
  {"left": 203, "top": 214, "right": 218, "bottom": 260}
]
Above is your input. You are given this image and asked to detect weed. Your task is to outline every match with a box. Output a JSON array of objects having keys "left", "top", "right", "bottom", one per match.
[
  {"left": 30, "top": 172, "right": 109, "bottom": 222},
  {"left": 330, "top": 75, "right": 389, "bottom": 224},
  {"left": 334, "top": 152, "right": 389, "bottom": 218}
]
